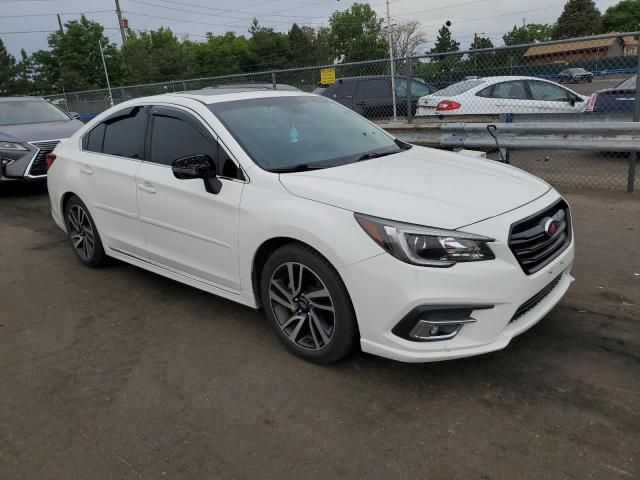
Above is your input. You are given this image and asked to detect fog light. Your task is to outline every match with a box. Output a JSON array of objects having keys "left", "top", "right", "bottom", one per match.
[{"left": 409, "top": 320, "right": 472, "bottom": 341}]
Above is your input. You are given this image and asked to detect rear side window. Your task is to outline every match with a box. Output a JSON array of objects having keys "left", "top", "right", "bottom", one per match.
[
  {"left": 102, "top": 107, "right": 147, "bottom": 159},
  {"left": 490, "top": 81, "right": 527, "bottom": 100},
  {"left": 150, "top": 114, "right": 218, "bottom": 167},
  {"left": 82, "top": 123, "right": 106, "bottom": 153}
]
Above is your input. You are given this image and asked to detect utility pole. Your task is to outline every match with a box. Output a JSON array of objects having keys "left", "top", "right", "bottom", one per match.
[
  {"left": 115, "top": 0, "right": 127, "bottom": 46},
  {"left": 386, "top": 0, "right": 397, "bottom": 123},
  {"left": 57, "top": 14, "right": 64, "bottom": 33},
  {"left": 99, "top": 40, "right": 114, "bottom": 108}
]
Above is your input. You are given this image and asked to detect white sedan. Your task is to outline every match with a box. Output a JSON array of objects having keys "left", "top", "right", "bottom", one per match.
[
  {"left": 416, "top": 76, "right": 587, "bottom": 116},
  {"left": 47, "top": 89, "right": 574, "bottom": 363}
]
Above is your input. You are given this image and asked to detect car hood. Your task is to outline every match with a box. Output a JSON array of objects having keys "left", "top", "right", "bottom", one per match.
[
  {"left": 0, "top": 119, "right": 84, "bottom": 143},
  {"left": 279, "top": 146, "right": 551, "bottom": 230}
]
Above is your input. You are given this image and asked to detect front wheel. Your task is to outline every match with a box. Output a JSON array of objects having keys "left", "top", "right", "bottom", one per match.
[{"left": 260, "top": 244, "right": 358, "bottom": 364}]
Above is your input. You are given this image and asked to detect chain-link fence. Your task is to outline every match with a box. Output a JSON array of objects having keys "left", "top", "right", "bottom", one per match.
[{"left": 45, "top": 32, "right": 640, "bottom": 192}]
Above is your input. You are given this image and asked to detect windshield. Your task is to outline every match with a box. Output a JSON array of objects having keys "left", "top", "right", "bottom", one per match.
[
  {"left": 0, "top": 99, "right": 70, "bottom": 126},
  {"left": 210, "top": 95, "right": 406, "bottom": 172},
  {"left": 431, "top": 80, "right": 485, "bottom": 97},
  {"left": 616, "top": 75, "right": 637, "bottom": 90}
]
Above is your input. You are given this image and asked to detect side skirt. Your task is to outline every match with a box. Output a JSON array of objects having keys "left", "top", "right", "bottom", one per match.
[{"left": 106, "top": 245, "right": 258, "bottom": 309}]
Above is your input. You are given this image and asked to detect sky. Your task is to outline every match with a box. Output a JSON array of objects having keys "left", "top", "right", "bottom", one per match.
[{"left": 0, "top": 0, "right": 623, "bottom": 57}]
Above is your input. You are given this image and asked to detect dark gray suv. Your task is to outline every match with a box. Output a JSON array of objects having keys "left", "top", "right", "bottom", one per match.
[{"left": 0, "top": 97, "right": 83, "bottom": 184}]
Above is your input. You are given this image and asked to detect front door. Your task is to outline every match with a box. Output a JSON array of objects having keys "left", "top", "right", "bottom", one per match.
[{"left": 135, "top": 105, "right": 244, "bottom": 291}]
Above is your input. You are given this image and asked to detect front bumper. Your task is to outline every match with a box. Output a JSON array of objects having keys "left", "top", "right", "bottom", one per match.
[{"left": 339, "top": 192, "right": 575, "bottom": 363}]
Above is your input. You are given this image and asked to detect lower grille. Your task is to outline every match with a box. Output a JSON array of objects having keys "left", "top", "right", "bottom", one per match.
[
  {"left": 510, "top": 274, "right": 562, "bottom": 323},
  {"left": 28, "top": 140, "right": 60, "bottom": 177},
  {"left": 508, "top": 199, "right": 571, "bottom": 275}
]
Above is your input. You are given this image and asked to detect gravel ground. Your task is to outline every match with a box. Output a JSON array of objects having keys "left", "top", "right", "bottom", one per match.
[{"left": 0, "top": 184, "right": 638, "bottom": 480}]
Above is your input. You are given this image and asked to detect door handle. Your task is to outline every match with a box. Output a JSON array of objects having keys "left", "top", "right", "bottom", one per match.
[
  {"left": 79, "top": 165, "right": 93, "bottom": 175},
  {"left": 138, "top": 182, "right": 156, "bottom": 194}
]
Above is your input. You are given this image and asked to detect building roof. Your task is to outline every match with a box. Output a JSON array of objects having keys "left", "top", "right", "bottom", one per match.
[
  {"left": 623, "top": 36, "right": 639, "bottom": 46},
  {"left": 524, "top": 37, "right": 617, "bottom": 57}
]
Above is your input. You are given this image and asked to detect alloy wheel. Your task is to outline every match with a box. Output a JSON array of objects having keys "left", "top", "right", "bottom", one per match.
[
  {"left": 68, "top": 204, "right": 95, "bottom": 261},
  {"left": 268, "top": 262, "right": 335, "bottom": 351}
]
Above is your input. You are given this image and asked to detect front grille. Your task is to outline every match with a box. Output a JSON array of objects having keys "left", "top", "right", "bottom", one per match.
[
  {"left": 28, "top": 140, "right": 60, "bottom": 176},
  {"left": 510, "top": 274, "right": 562, "bottom": 323},
  {"left": 508, "top": 199, "right": 571, "bottom": 275}
]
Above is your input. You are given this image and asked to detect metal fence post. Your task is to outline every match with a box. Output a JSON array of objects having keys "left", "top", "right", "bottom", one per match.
[
  {"left": 271, "top": 71, "right": 277, "bottom": 90},
  {"left": 628, "top": 40, "right": 640, "bottom": 193},
  {"left": 405, "top": 55, "right": 413, "bottom": 124},
  {"left": 181, "top": 80, "right": 187, "bottom": 91}
]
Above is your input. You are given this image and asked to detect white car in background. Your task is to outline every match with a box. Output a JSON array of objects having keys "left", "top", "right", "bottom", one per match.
[{"left": 416, "top": 76, "right": 587, "bottom": 116}]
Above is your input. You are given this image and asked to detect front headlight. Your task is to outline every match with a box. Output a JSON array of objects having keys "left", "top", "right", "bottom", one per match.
[
  {"left": 0, "top": 141, "right": 27, "bottom": 151},
  {"left": 355, "top": 213, "right": 495, "bottom": 267}
]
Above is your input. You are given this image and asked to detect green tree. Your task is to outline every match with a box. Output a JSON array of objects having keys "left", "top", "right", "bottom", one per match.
[
  {"left": 553, "top": 0, "right": 603, "bottom": 39},
  {"left": 186, "top": 32, "right": 251, "bottom": 77},
  {"left": 288, "top": 24, "right": 315, "bottom": 67},
  {"left": 0, "top": 38, "right": 17, "bottom": 94},
  {"left": 328, "top": 3, "right": 387, "bottom": 62},
  {"left": 429, "top": 24, "right": 460, "bottom": 71},
  {"left": 247, "top": 19, "right": 290, "bottom": 71},
  {"left": 603, "top": 0, "right": 640, "bottom": 33},
  {"left": 503, "top": 23, "right": 554, "bottom": 46},
  {"left": 31, "top": 16, "right": 123, "bottom": 92},
  {"left": 469, "top": 34, "right": 495, "bottom": 71},
  {"left": 14, "top": 49, "right": 34, "bottom": 94}
]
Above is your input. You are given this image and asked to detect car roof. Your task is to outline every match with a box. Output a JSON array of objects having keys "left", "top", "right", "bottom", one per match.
[
  {"left": 472, "top": 76, "right": 555, "bottom": 83},
  {"left": 167, "top": 89, "right": 313, "bottom": 105},
  {"left": 0, "top": 96, "right": 45, "bottom": 102}
]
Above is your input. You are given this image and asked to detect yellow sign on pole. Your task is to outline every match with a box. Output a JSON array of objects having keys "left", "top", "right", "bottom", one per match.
[{"left": 320, "top": 67, "right": 336, "bottom": 85}]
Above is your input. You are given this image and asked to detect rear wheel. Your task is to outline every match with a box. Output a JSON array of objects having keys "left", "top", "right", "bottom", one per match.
[
  {"left": 64, "top": 196, "right": 109, "bottom": 268},
  {"left": 260, "top": 244, "right": 358, "bottom": 364}
]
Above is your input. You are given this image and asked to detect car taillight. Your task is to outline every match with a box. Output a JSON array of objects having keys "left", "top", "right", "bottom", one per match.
[
  {"left": 585, "top": 93, "right": 597, "bottom": 112},
  {"left": 436, "top": 100, "right": 461, "bottom": 112},
  {"left": 45, "top": 153, "right": 57, "bottom": 170}
]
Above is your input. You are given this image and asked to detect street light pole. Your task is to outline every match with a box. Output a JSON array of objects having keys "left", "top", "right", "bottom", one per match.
[
  {"left": 98, "top": 40, "right": 114, "bottom": 108},
  {"left": 386, "top": 0, "right": 397, "bottom": 123}
]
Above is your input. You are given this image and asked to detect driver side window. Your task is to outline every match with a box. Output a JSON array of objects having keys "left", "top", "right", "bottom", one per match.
[
  {"left": 528, "top": 81, "right": 570, "bottom": 102},
  {"left": 149, "top": 110, "right": 243, "bottom": 180}
]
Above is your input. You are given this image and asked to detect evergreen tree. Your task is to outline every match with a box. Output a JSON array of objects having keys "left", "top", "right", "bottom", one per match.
[
  {"left": 553, "top": 0, "right": 603, "bottom": 39},
  {"left": 429, "top": 24, "right": 460, "bottom": 71},
  {"left": 0, "top": 38, "right": 17, "bottom": 94}
]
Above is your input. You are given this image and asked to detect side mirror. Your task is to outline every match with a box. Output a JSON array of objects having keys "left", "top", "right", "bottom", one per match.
[
  {"left": 69, "top": 111, "right": 80, "bottom": 119},
  {"left": 172, "top": 154, "right": 221, "bottom": 194}
]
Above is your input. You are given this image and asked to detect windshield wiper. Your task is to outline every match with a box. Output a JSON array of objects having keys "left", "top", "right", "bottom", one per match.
[
  {"left": 357, "top": 150, "right": 400, "bottom": 161},
  {"left": 269, "top": 163, "right": 328, "bottom": 173}
]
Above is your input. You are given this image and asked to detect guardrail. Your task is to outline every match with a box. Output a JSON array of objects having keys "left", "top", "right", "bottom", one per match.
[{"left": 382, "top": 122, "right": 640, "bottom": 151}]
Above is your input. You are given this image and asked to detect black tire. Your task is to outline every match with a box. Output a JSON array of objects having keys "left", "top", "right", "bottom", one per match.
[
  {"left": 64, "top": 195, "right": 110, "bottom": 268},
  {"left": 260, "top": 244, "right": 358, "bottom": 364}
]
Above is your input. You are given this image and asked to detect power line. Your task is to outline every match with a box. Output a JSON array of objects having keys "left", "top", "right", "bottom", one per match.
[{"left": 0, "top": 10, "right": 114, "bottom": 19}]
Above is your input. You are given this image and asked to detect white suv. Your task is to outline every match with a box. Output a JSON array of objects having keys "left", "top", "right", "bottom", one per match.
[{"left": 47, "top": 89, "right": 574, "bottom": 363}]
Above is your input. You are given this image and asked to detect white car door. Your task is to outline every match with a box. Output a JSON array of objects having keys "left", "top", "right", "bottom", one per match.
[
  {"left": 135, "top": 105, "right": 245, "bottom": 292},
  {"left": 486, "top": 80, "right": 533, "bottom": 114},
  {"left": 527, "top": 80, "right": 585, "bottom": 113},
  {"left": 76, "top": 106, "right": 147, "bottom": 257}
]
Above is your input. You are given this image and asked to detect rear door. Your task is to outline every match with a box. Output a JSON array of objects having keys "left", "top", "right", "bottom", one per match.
[
  {"left": 527, "top": 80, "right": 584, "bottom": 113},
  {"left": 486, "top": 80, "right": 531, "bottom": 114},
  {"left": 135, "top": 105, "right": 245, "bottom": 291},
  {"left": 77, "top": 106, "right": 147, "bottom": 256}
]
